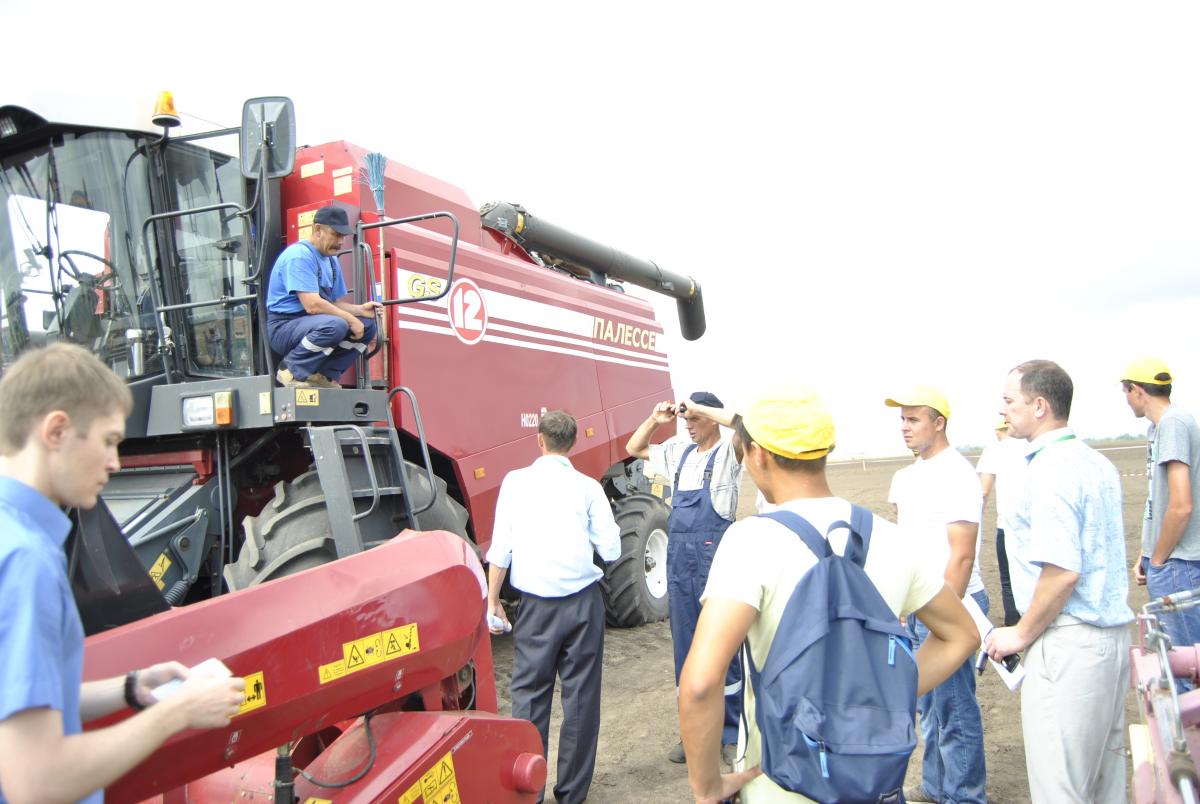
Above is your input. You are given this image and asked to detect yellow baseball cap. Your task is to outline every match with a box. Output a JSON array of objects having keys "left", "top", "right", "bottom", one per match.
[
  {"left": 1122, "top": 357, "right": 1173, "bottom": 386},
  {"left": 742, "top": 388, "right": 836, "bottom": 460},
  {"left": 884, "top": 384, "right": 951, "bottom": 420}
]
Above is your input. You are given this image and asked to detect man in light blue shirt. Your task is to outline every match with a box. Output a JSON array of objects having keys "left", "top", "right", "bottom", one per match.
[
  {"left": 985, "top": 359, "right": 1133, "bottom": 804},
  {"left": 486, "top": 411, "right": 620, "bottom": 804},
  {"left": 265, "top": 206, "right": 381, "bottom": 388},
  {"left": 0, "top": 344, "right": 245, "bottom": 803}
]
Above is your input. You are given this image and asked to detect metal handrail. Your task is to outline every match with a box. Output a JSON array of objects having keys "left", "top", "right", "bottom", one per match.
[
  {"left": 327, "top": 424, "right": 382, "bottom": 523},
  {"left": 385, "top": 386, "right": 439, "bottom": 523},
  {"left": 353, "top": 211, "right": 460, "bottom": 308}
]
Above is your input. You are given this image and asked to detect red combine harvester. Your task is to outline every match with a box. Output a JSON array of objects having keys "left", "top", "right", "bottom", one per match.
[{"left": 0, "top": 95, "right": 705, "bottom": 799}]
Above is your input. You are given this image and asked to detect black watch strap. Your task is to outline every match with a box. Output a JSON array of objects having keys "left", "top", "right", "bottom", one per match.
[{"left": 124, "top": 671, "right": 145, "bottom": 711}]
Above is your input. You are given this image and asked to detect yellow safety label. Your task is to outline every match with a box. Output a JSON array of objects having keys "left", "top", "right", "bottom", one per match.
[
  {"left": 295, "top": 388, "right": 319, "bottom": 406},
  {"left": 333, "top": 175, "right": 353, "bottom": 196},
  {"left": 259, "top": 391, "right": 272, "bottom": 415},
  {"left": 397, "top": 751, "right": 459, "bottom": 803},
  {"left": 300, "top": 161, "right": 325, "bottom": 179},
  {"left": 298, "top": 225, "right": 312, "bottom": 241},
  {"left": 236, "top": 671, "right": 266, "bottom": 715},
  {"left": 318, "top": 623, "right": 420, "bottom": 685},
  {"left": 148, "top": 553, "right": 171, "bottom": 590},
  {"left": 303, "top": 799, "right": 332, "bottom": 804},
  {"left": 651, "top": 482, "right": 664, "bottom": 499},
  {"left": 332, "top": 166, "right": 354, "bottom": 178}
]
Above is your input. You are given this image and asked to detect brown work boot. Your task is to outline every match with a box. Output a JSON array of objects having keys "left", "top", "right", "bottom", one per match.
[
  {"left": 275, "top": 367, "right": 313, "bottom": 388},
  {"left": 307, "top": 372, "right": 340, "bottom": 388}
]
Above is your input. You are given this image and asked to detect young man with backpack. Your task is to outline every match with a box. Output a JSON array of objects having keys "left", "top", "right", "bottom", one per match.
[{"left": 678, "top": 389, "right": 980, "bottom": 804}]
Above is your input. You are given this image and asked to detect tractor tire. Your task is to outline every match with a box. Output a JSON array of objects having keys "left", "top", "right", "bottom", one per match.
[
  {"left": 601, "top": 493, "right": 671, "bottom": 628},
  {"left": 224, "top": 466, "right": 469, "bottom": 591}
]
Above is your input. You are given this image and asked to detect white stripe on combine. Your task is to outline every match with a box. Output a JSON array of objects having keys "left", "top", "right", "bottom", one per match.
[
  {"left": 393, "top": 306, "right": 669, "bottom": 365},
  {"left": 395, "top": 321, "right": 670, "bottom": 374},
  {"left": 301, "top": 336, "right": 332, "bottom": 355},
  {"left": 337, "top": 340, "right": 368, "bottom": 353}
]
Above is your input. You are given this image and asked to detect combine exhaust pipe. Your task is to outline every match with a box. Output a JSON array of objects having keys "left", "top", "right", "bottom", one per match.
[{"left": 480, "top": 201, "right": 706, "bottom": 341}]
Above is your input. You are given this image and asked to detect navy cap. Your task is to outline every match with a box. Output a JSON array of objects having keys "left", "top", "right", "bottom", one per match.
[
  {"left": 313, "top": 205, "right": 353, "bottom": 235},
  {"left": 689, "top": 391, "right": 723, "bottom": 408}
]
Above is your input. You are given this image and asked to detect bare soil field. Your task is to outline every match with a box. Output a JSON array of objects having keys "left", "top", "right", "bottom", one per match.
[{"left": 490, "top": 442, "right": 1151, "bottom": 802}]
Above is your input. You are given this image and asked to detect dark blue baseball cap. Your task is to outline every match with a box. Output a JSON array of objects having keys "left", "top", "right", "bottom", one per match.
[
  {"left": 689, "top": 391, "right": 723, "bottom": 408},
  {"left": 314, "top": 205, "right": 353, "bottom": 235}
]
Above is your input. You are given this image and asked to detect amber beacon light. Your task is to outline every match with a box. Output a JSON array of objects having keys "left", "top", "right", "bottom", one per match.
[{"left": 151, "top": 91, "right": 181, "bottom": 128}]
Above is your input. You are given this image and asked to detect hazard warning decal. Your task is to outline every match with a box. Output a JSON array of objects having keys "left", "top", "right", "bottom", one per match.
[
  {"left": 148, "top": 553, "right": 172, "bottom": 590},
  {"left": 317, "top": 623, "right": 420, "bottom": 684},
  {"left": 398, "top": 751, "right": 460, "bottom": 803},
  {"left": 447, "top": 278, "right": 487, "bottom": 345},
  {"left": 236, "top": 671, "right": 267, "bottom": 716}
]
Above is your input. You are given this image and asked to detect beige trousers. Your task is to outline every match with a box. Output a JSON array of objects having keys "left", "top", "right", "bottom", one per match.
[{"left": 1021, "top": 616, "right": 1130, "bottom": 804}]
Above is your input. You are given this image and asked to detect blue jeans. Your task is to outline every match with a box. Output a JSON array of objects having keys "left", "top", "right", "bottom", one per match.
[
  {"left": 1146, "top": 557, "right": 1200, "bottom": 691},
  {"left": 908, "top": 590, "right": 989, "bottom": 804}
]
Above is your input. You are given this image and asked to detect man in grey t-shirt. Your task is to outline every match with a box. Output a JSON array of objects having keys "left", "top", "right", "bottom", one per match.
[{"left": 1122, "top": 357, "right": 1200, "bottom": 652}]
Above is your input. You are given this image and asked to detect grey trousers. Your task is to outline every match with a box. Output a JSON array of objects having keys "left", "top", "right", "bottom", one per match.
[
  {"left": 1021, "top": 615, "right": 1130, "bottom": 804},
  {"left": 511, "top": 582, "right": 605, "bottom": 804}
]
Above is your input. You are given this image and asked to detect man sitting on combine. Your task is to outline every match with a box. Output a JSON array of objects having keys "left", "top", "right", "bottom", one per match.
[{"left": 266, "top": 205, "right": 381, "bottom": 388}]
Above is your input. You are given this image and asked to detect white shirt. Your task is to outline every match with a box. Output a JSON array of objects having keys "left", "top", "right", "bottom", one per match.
[
  {"left": 888, "top": 447, "right": 985, "bottom": 596},
  {"left": 644, "top": 435, "right": 741, "bottom": 520},
  {"left": 975, "top": 436, "right": 1028, "bottom": 532},
  {"left": 702, "top": 497, "right": 945, "bottom": 803},
  {"left": 486, "top": 455, "right": 621, "bottom": 597}
]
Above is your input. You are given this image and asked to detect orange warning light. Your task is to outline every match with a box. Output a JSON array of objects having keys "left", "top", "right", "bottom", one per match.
[{"left": 152, "top": 91, "right": 181, "bottom": 128}]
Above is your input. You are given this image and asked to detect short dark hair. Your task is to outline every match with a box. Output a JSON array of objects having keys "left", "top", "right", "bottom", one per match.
[
  {"left": 539, "top": 410, "right": 577, "bottom": 453},
  {"left": 734, "top": 416, "right": 827, "bottom": 473},
  {"left": 1013, "top": 359, "right": 1073, "bottom": 419},
  {"left": 1124, "top": 380, "right": 1172, "bottom": 398}
]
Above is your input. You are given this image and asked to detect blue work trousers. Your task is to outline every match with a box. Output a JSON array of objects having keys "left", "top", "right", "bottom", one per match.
[
  {"left": 267, "top": 312, "right": 376, "bottom": 382},
  {"left": 908, "top": 589, "right": 989, "bottom": 804}
]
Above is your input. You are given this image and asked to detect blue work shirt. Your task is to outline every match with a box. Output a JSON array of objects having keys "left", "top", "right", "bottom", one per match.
[
  {"left": 486, "top": 455, "right": 621, "bottom": 597},
  {"left": 265, "top": 240, "right": 348, "bottom": 315},
  {"left": 0, "top": 477, "right": 102, "bottom": 804},
  {"left": 1007, "top": 428, "right": 1134, "bottom": 627}
]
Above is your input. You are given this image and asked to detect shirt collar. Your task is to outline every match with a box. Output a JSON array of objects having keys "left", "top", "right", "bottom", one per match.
[
  {"left": 536, "top": 454, "right": 573, "bottom": 470},
  {"left": 0, "top": 476, "right": 72, "bottom": 547},
  {"left": 1024, "top": 426, "right": 1075, "bottom": 460}
]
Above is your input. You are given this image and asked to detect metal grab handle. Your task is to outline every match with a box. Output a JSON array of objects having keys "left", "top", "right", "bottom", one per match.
[
  {"left": 386, "top": 386, "right": 439, "bottom": 522},
  {"left": 354, "top": 211, "right": 460, "bottom": 307},
  {"left": 327, "top": 424, "right": 381, "bottom": 522}
]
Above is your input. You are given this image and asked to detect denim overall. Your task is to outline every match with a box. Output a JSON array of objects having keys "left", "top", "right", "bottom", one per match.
[{"left": 668, "top": 442, "right": 743, "bottom": 744}]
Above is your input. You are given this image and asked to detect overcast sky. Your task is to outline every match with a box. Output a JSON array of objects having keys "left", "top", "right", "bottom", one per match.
[{"left": 9, "top": 1, "right": 1200, "bottom": 455}]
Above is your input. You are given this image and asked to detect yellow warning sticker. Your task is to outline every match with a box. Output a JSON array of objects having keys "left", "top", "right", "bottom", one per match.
[
  {"left": 295, "top": 388, "right": 319, "bottom": 406},
  {"left": 651, "top": 482, "right": 664, "bottom": 499},
  {"left": 298, "top": 225, "right": 312, "bottom": 241},
  {"left": 303, "top": 799, "right": 332, "bottom": 804},
  {"left": 298, "top": 210, "right": 317, "bottom": 226},
  {"left": 333, "top": 175, "right": 352, "bottom": 196},
  {"left": 300, "top": 160, "right": 325, "bottom": 179},
  {"left": 148, "top": 553, "right": 172, "bottom": 590},
  {"left": 332, "top": 166, "right": 353, "bottom": 178},
  {"left": 236, "top": 671, "right": 266, "bottom": 716},
  {"left": 397, "top": 751, "right": 459, "bottom": 803},
  {"left": 318, "top": 623, "right": 420, "bottom": 685}
]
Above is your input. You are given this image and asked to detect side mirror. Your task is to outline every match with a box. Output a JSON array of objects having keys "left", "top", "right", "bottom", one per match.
[{"left": 240, "top": 97, "right": 296, "bottom": 180}]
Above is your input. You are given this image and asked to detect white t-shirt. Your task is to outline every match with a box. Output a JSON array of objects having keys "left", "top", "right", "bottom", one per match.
[
  {"left": 975, "top": 436, "right": 1028, "bottom": 532},
  {"left": 644, "top": 435, "right": 741, "bottom": 521},
  {"left": 887, "top": 447, "right": 985, "bottom": 596},
  {"left": 701, "top": 497, "right": 944, "bottom": 804}
]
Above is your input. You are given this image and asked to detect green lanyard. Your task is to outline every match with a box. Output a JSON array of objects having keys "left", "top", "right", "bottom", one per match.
[{"left": 1027, "top": 433, "right": 1076, "bottom": 462}]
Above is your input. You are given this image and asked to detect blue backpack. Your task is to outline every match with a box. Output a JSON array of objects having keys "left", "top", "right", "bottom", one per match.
[{"left": 744, "top": 507, "right": 917, "bottom": 804}]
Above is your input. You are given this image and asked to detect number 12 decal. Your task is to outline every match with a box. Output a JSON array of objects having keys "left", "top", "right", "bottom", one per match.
[{"left": 448, "top": 278, "right": 488, "bottom": 345}]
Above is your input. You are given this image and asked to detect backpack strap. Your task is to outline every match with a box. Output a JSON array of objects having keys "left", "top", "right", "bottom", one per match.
[
  {"left": 756, "top": 510, "right": 831, "bottom": 561},
  {"left": 822, "top": 504, "right": 875, "bottom": 567}
]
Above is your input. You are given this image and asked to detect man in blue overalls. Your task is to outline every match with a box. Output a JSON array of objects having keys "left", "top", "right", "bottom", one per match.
[
  {"left": 266, "top": 206, "right": 381, "bottom": 388},
  {"left": 627, "top": 392, "right": 744, "bottom": 766}
]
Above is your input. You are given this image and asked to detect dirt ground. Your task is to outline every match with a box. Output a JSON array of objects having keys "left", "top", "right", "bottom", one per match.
[{"left": 490, "top": 443, "right": 1151, "bottom": 802}]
